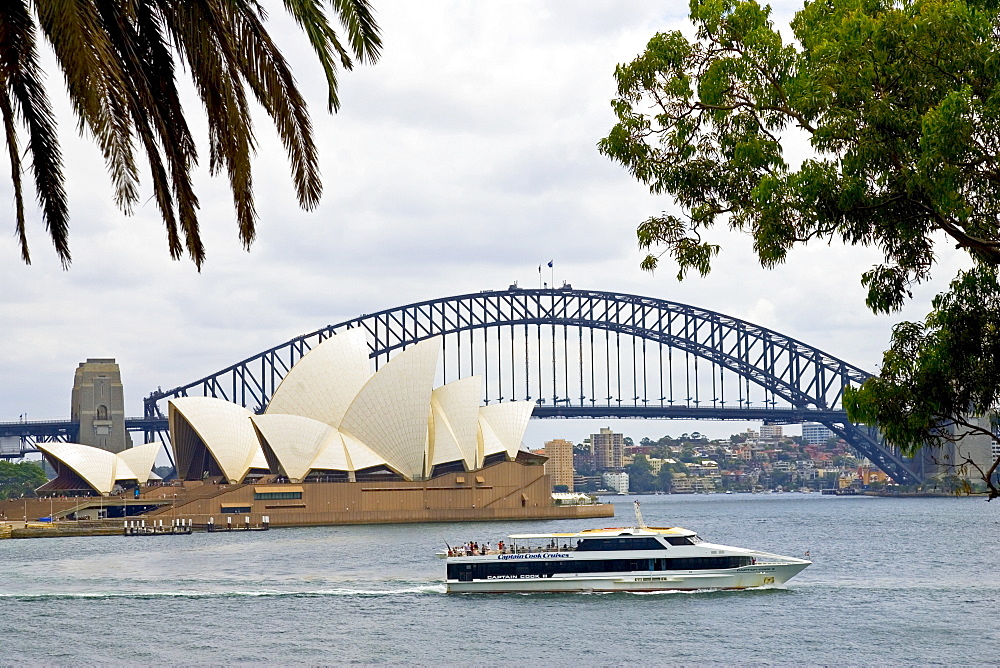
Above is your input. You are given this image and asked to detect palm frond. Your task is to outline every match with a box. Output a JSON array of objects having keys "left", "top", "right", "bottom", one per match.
[
  {"left": 104, "top": 0, "right": 205, "bottom": 265},
  {"left": 160, "top": 0, "right": 257, "bottom": 248},
  {"left": 329, "top": 0, "right": 381, "bottom": 64},
  {"left": 221, "top": 3, "right": 323, "bottom": 209},
  {"left": 35, "top": 0, "right": 139, "bottom": 216},
  {"left": 0, "top": 87, "right": 29, "bottom": 263},
  {"left": 283, "top": 0, "right": 381, "bottom": 111},
  {"left": 4, "top": 0, "right": 382, "bottom": 266},
  {"left": 1, "top": 0, "right": 70, "bottom": 266}
]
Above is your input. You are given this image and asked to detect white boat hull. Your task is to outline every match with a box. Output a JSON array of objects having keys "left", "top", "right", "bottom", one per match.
[{"left": 446, "top": 561, "right": 809, "bottom": 593}]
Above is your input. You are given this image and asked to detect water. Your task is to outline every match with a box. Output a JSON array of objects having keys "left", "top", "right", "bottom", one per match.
[{"left": 2, "top": 494, "right": 998, "bottom": 665}]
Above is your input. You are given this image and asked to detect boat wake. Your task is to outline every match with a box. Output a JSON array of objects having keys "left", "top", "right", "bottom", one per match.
[{"left": 1, "top": 584, "right": 447, "bottom": 602}]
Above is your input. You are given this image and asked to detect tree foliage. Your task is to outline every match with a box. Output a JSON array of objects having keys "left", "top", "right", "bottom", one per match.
[
  {"left": 600, "top": 0, "right": 1000, "bottom": 312},
  {"left": 626, "top": 454, "right": 656, "bottom": 492},
  {"left": 0, "top": 0, "right": 381, "bottom": 268},
  {"left": 844, "top": 266, "right": 1000, "bottom": 498},
  {"left": 0, "top": 460, "right": 47, "bottom": 500},
  {"left": 600, "top": 0, "right": 1000, "bottom": 496}
]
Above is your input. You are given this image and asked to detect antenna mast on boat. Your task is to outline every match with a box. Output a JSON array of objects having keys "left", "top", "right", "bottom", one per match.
[{"left": 633, "top": 500, "right": 647, "bottom": 529}]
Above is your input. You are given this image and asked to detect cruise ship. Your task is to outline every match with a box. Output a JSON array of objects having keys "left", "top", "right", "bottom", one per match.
[{"left": 444, "top": 503, "right": 811, "bottom": 593}]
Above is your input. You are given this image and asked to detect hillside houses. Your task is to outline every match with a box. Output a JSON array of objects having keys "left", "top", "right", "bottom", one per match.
[{"left": 550, "top": 425, "right": 906, "bottom": 494}]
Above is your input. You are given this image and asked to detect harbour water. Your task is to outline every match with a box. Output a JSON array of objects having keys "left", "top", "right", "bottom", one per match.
[{"left": 2, "top": 493, "right": 997, "bottom": 665}]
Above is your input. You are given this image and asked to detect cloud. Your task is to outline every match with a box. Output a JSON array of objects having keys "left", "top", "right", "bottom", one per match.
[{"left": 0, "top": 1, "right": 967, "bottom": 448}]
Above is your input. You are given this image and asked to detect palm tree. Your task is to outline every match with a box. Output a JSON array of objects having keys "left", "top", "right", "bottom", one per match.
[{"left": 0, "top": 0, "right": 380, "bottom": 268}]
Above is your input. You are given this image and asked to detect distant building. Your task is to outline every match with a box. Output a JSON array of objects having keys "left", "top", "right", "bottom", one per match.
[
  {"left": 551, "top": 492, "right": 598, "bottom": 506},
  {"left": 592, "top": 427, "right": 624, "bottom": 469},
  {"left": 544, "top": 439, "right": 575, "bottom": 491},
  {"left": 858, "top": 466, "right": 890, "bottom": 485},
  {"left": 919, "top": 415, "right": 997, "bottom": 482},
  {"left": 647, "top": 457, "right": 674, "bottom": 475},
  {"left": 573, "top": 474, "right": 603, "bottom": 490},
  {"left": 686, "top": 460, "right": 720, "bottom": 476},
  {"left": 802, "top": 423, "right": 835, "bottom": 445},
  {"left": 760, "top": 424, "right": 783, "bottom": 439},
  {"left": 670, "top": 472, "right": 717, "bottom": 493},
  {"left": 602, "top": 470, "right": 629, "bottom": 494},
  {"left": 0, "top": 436, "right": 21, "bottom": 457}
]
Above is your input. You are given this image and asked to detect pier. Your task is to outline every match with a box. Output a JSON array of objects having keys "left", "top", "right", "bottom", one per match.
[
  {"left": 0, "top": 515, "right": 271, "bottom": 539},
  {"left": 205, "top": 515, "right": 271, "bottom": 532},
  {"left": 124, "top": 519, "right": 194, "bottom": 536}
]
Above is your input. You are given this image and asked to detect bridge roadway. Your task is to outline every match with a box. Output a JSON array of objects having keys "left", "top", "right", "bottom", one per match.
[
  {"left": 1, "top": 405, "right": 853, "bottom": 450},
  {"left": 0, "top": 417, "right": 167, "bottom": 456}
]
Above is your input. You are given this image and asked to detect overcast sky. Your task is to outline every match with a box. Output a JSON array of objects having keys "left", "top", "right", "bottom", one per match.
[{"left": 0, "top": 1, "right": 971, "bottom": 449}]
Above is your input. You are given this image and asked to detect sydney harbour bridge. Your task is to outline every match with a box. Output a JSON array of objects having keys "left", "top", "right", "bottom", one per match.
[{"left": 0, "top": 286, "right": 924, "bottom": 484}]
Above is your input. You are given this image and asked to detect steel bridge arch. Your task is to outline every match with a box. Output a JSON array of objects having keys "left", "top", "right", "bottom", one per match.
[{"left": 144, "top": 286, "right": 921, "bottom": 484}]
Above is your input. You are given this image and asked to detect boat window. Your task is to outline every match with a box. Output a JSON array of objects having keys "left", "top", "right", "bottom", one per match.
[
  {"left": 446, "top": 555, "right": 755, "bottom": 580},
  {"left": 664, "top": 536, "right": 699, "bottom": 546},
  {"left": 571, "top": 537, "right": 665, "bottom": 551}
]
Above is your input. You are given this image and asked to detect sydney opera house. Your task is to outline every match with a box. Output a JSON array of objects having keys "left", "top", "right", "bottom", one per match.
[{"left": 34, "top": 330, "right": 611, "bottom": 526}]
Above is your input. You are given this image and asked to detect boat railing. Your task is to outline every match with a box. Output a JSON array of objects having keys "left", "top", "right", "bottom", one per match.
[
  {"left": 446, "top": 543, "right": 578, "bottom": 557},
  {"left": 747, "top": 549, "right": 811, "bottom": 564}
]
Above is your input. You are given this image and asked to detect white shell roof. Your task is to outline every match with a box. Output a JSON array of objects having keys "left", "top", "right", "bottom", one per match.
[
  {"left": 38, "top": 442, "right": 160, "bottom": 494},
  {"left": 114, "top": 459, "right": 139, "bottom": 482},
  {"left": 265, "top": 328, "right": 371, "bottom": 428},
  {"left": 430, "top": 376, "right": 481, "bottom": 470},
  {"left": 340, "top": 339, "right": 439, "bottom": 480},
  {"left": 251, "top": 414, "right": 338, "bottom": 482},
  {"left": 308, "top": 429, "right": 353, "bottom": 472},
  {"left": 340, "top": 431, "right": 391, "bottom": 472},
  {"left": 162, "top": 334, "right": 522, "bottom": 484},
  {"left": 479, "top": 401, "right": 534, "bottom": 458},
  {"left": 37, "top": 442, "right": 119, "bottom": 494},
  {"left": 116, "top": 443, "right": 161, "bottom": 484},
  {"left": 169, "top": 397, "right": 266, "bottom": 483},
  {"left": 251, "top": 414, "right": 391, "bottom": 481},
  {"left": 478, "top": 414, "right": 507, "bottom": 461}
]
